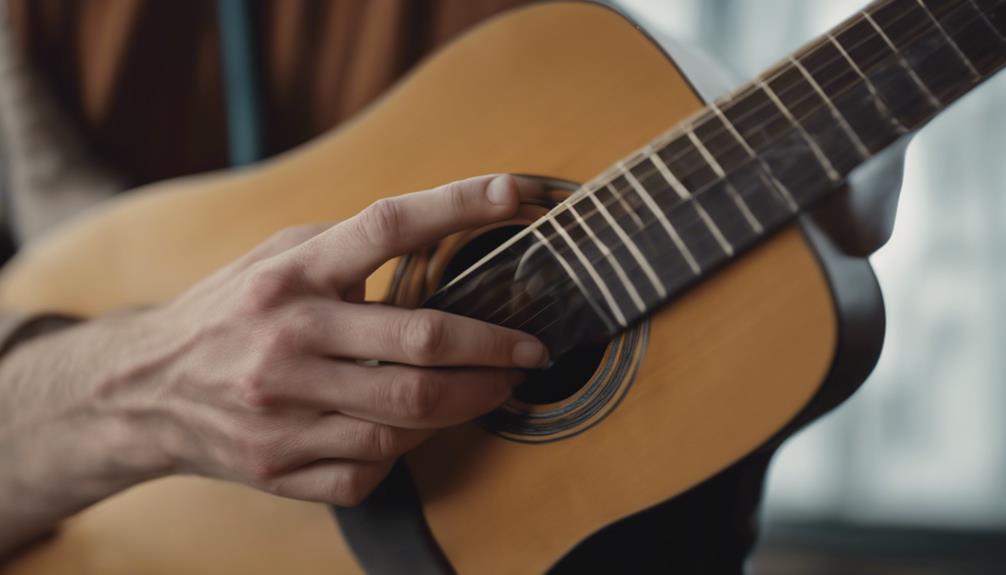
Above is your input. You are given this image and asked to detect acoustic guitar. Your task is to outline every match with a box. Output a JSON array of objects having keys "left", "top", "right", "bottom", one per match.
[{"left": 2, "top": 0, "right": 1004, "bottom": 573}]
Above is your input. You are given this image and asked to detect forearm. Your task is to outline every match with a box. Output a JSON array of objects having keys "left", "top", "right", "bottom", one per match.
[{"left": 0, "top": 311, "right": 173, "bottom": 558}]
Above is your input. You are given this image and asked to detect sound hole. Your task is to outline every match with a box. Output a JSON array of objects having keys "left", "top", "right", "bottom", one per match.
[{"left": 439, "top": 225, "right": 607, "bottom": 405}]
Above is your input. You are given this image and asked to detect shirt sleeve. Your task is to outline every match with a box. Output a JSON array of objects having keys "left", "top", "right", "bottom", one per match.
[{"left": 0, "top": 312, "right": 80, "bottom": 356}]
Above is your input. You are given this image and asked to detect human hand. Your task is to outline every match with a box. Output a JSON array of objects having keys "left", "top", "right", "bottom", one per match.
[
  {"left": 137, "top": 174, "right": 546, "bottom": 504},
  {"left": 0, "top": 175, "right": 546, "bottom": 535}
]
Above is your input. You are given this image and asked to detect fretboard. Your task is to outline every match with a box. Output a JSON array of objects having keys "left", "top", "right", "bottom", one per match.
[{"left": 426, "top": 0, "right": 1006, "bottom": 357}]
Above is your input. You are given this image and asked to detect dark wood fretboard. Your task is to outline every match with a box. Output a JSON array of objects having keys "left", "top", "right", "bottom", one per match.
[{"left": 427, "top": 0, "right": 1006, "bottom": 357}]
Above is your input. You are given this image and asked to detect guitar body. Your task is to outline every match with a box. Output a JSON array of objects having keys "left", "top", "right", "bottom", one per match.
[{"left": 0, "top": 3, "right": 884, "bottom": 573}]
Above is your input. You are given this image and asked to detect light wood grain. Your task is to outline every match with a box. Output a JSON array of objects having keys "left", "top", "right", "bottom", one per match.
[{"left": 0, "top": 3, "right": 837, "bottom": 573}]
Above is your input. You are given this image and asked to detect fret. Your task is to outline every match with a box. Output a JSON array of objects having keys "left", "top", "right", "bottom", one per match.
[
  {"left": 718, "top": 85, "right": 794, "bottom": 151},
  {"left": 618, "top": 162, "right": 703, "bottom": 274},
  {"left": 560, "top": 205, "right": 647, "bottom": 313},
  {"left": 916, "top": 0, "right": 982, "bottom": 79},
  {"left": 685, "top": 127, "right": 763, "bottom": 235},
  {"left": 766, "top": 63, "right": 863, "bottom": 175},
  {"left": 838, "top": 16, "right": 937, "bottom": 128},
  {"left": 426, "top": 0, "right": 1006, "bottom": 359},
  {"left": 861, "top": 8, "right": 944, "bottom": 107},
  {"left": 700, "top": 109, "right": 797, "bottom": 228},
  {"left": 594, "top": 183, "right": 698, "bottom": 293},
  {"left": 606, "top": 180, "right": 645, "bottom": 230},
  {"left": 970, "top": 0, "right": 1006, "bottom": 39},
  {"left": 720, "top": 85, "right": 835, "bottom": 208},
  {"left": 874, "top": 0, "right": 977, "bottom": 103},
  {"left": 800, "top": 37, "right": 904, "bottom": 154},
  {"left": 825, "top": 31, "right": 910, "bottom": 136},
  {"left": 722, "top": 162, "right": 796, "bottom": 231},
  {"left": 546, "top": 216, "right": 628, "bottom": 326},
  {"left": 530, "top": 226, "right": 619, "bottom": 331},
  {"left": 710, "top": 101, "right": 799, "bottom": 211},
  {"left": 626, "top": 154, "right": 687, "bottom": 213},
  {"left": 941, "top": 0, "right": 1006, "bottom": 75},
  {"left": 648, "top": 152, "right": 690, "bottom": 200},
  {"left": 585, "top": 191, "right": 667, "bottom": 298},
  {"left": 789, "top": 55, "right": 872, "bottom": 159},
  {"left": 650, "top": 142, "right": 737, "bottom": 255},
  {"left": 756, "top": 78, "right": 842, "bottom": 182}
]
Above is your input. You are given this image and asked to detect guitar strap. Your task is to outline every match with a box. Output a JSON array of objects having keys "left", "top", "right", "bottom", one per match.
[{"left": 331, "top": 461, "right": 454, "bottom": 574}]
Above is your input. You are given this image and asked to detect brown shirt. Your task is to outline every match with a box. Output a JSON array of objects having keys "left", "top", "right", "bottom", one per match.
[{"left": 5, "top": 0, "right": 529, "bottom": 186}]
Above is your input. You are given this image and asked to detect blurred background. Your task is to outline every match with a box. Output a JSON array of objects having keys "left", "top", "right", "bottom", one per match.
[
  {"left": 0, "top": 0, "right": 1003, "bottom": 573},
  {"left": 614, "top": 0, "right": 1006, "bottom": 572}
]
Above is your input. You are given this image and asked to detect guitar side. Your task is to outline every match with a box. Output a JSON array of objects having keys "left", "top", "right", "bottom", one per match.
[{"left": 0, "top": 3, "right": 881, "bottom": 574}]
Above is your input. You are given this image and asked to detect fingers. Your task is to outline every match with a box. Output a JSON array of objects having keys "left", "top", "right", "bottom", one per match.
[
  {"left": 297, "top": 175, "right": 531, "bottom": 291},
  {"left": 286, "top": 417, "right": 432, "bottom": 467},
  {"left": 266, "top": 458, "right": 395, "bottom": 507},
  {"left": 304, "top": 303, "right": 549, "bottom": 369},
  {"left": 276, "top": 359, "right": 520, "bottom": 428},
  {"left": 229, "top": 223, "right": 336, "bottom": 276}
]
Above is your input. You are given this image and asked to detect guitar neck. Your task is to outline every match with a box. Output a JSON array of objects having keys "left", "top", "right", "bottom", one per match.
[{"left": 427, "top": 0, "right": 1006, "bottom": 357}]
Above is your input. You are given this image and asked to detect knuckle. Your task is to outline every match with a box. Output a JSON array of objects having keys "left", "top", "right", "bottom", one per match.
[
  {"left": 257, "top": 303, "right": 317, "bottom": 359},
  {"left": 259, "top": 324, "right": 296, "bottom": 361},
  {"left": 278, "top": 303, "right": 319, "bottom": 347},
  {"left": 330, "top": 469, "right": 373, "bottom": 507},
  {"left": 401, "top": 311, "right": 447, "bottom": 364},
  {"left": 359, "top": 198, "right": 401, "bottom": 249},
  {"left": 236, "top": 432, "right": 286, "bottom": 481},
  {"left": 240, "top": 261, "right": 297, "bottom": 313},
  {"left": 235, "top": 372, "right": 276, "bottom": 410},
  {"left": 442, "top": 180, "right": 469, "bottom": 214},
  {"left": 357, "top": 424, "right": 400, "bottom": 459},
  {"left": 394, "top": 370, "right": 442, "bottom": 420}
]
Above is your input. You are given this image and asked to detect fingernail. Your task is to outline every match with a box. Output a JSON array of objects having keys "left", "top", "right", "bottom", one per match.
[
  {"left": 513, "top": 340, "right": 549, "bottom": 369},
  {"left": 486, "top": 175, "right": 513, "bottom": 205}
]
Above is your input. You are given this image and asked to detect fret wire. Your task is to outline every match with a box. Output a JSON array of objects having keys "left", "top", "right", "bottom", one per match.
[
  {"left": 708, "top": 102, "right": 799, "bottom": 212},
  {"left": 607, "top": 182, "right": 645, "bottom": 229},
  {"left": 966, "top": 0, "right": 1006, "bottom": 40},
  {"left": 625, "top": 0, "right": 980, "bottom": 196},
  {"left": 825, "top": 31, "right": 909, "bottom": 134},
  {"left": 755, "top": 78, "right": 842, "bottom": 182},
  {"left": 647, "top": 148, "right": 735, "bottom": 253},
  {"left": 788, "top": 55, "right": 872, "bottom": 159},
  {"left": 586, "top": 191, "right": 667, "bottom": 298},
  {"left": 468, "top": 14, "right": 1000, "bottom": 338},
  {"left": 552, "top": 1, "right": 991, "bottom": 259},
  {"left": 514, "top": 170, "right": 772, "bottom": 333},
  {"left": 861, "top": 9, "right": 944, "bottom": 108},
  {"left": 508, "top": 4, "right": 1001, "bottom": 332},
  {"left": 529, "top": 227, "right": 618, "bottom": 331},
  {"left": 618, "top": 161, "right": 702, "bottom": 274},
  {"left": 684, "top": 128, "right": 764, "bottom": 235},
  {"left": 507, "top": 177, "right": 757, "bottom": 329},
  {"left": 568, "top": 204, "right": 647, "bottom": 312},
  {"left": 564, "top": 0, "right": 990, "bottom": 243},
  {"left": 917, "top": 0, "right": 983, "bottom": 79},
  {"left": 546, "top": 217, "right": 628, "bottom": 326},
  {"left": 440, "top": 1, "right": 996, "bottom": 328}
]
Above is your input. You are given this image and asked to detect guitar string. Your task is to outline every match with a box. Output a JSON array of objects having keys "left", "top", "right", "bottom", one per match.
[
  {"left": 492, "top": 6, "right": 997, "bottom": 333},
  {"left": 436, "top": 0, "right": 983, "bottom": 321},
  {"left": 471, "top": 4, "right": 995, "bottom": 331},
  {"left": 530, "top": 0, "right": 986, "bottom": 251},
  {"left": 464, "top": 1, "right": 993, "bottom": 330}
]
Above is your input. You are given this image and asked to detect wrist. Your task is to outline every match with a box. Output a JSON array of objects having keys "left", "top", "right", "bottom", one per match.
[{"left": 0, "top": 309, "right": 178, "bottom": 520}]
